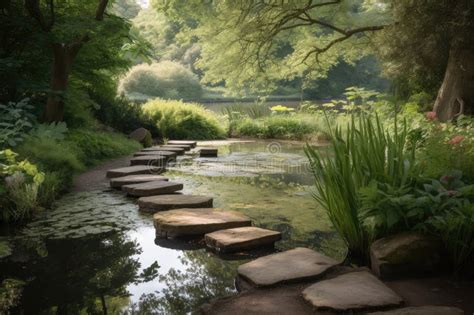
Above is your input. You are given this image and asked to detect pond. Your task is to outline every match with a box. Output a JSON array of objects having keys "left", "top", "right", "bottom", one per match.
[{"left": 0, "top": 140, "right": 345, "bottom": 314}]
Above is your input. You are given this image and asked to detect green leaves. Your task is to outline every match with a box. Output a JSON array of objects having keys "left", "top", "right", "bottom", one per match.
[{"left": 0, "top": 99, "right": 36, "bottom": 149}]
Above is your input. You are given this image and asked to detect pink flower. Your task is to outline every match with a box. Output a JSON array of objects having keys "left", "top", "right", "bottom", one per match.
[
  {"left": 448, "top": 135, "right": 465, "bottom": 145},
  {"left": 425, "top": 111, "right": 437, "bottom": 121}
]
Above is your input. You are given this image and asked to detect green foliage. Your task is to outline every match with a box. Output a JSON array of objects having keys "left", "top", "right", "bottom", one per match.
[
  {"left": 305, "top": 114, "right": 419, "bottom": 258},
  {"left": 29, "top": 122, "right": 68, "bottom": 141},
  {"left": 110, "top": 0, "right": 142, "bottom": 19},
  {"left": 0, "top": 99, "right": 36, "bottom": 149},
  {"left": 0, "top": 149, "right": 45, "bottom": 222},
  {"left": 119, "top": 61, "right": 203, "bottom": 100},
  {"left": 143, "top": 99, "right": 225, "bottom": 140},
  {"left": 233, "top": 116, "right": 314, "bottom": 140}
]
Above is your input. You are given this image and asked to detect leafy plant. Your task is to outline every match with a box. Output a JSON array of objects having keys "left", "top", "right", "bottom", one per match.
[
  {"left": 270, "top": 105, "right": 295, "bottom": 115},
  {"left": 29, "top": 122, "right": 68, "bottom": 141},
  {"left": 0, "top": 99, "right": 36, "bottom": 148}
]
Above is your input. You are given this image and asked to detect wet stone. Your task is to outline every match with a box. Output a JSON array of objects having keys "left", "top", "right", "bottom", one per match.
[
  {"left": 205, "top": 226, "right": 281, "bottom": 253},
  {"left": 167, "top": 140, "right": 197, "bottom": 148},
  {"left": 237, "top": 247, "right": 339, "bottom": 287},
  {"left": 109, "top": 175, "right": 168, "bottom": 189},
  {"left": 142, "top": 146, "right": 185, "bottom": 155},
  {"left": 200, "top": 147, "right": 218, "bottom": 157},
  {"left": 302, "top": 271, "right": 403, "bottom": 312},
  {"left": 133, "top": 151, "right": 177, "bottom": 158},
  {"left": 153, "top": 208, "right": 252, "bottom": 238},
  {"left": 130, "top": 155, "right": 168, "bottom": 166},
  {"left": 122, "top": 181, "right": 183, "bottom": 197},
  {"left": 138, "top": 194, "right": 213, "bottom": 213},
  {"left": 369, "top": 306, "right": 464, "bottom": 315},
  {"left": 106, "top": 165, "right": 162, "bottom": 178}
]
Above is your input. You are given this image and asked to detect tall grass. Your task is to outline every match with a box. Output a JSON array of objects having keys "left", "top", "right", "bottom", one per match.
[{"left": 305, "top": 114, "right": 418, "bottom": 259}]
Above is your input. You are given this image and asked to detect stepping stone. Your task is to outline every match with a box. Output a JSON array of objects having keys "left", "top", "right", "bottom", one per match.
[
  {"left": 200, "top": 147, "right": 218, "bottom": 157},
  {"left": 237, "top": 248, "right": 339, "bottom": 287},
  {"left": 369, "top": 306, "right": 464, "bottom": 315},
  {"left": 167, "top": 140, "right": 197, "bottom": 148},
  {"left": 302, "top": 271, "right": 403, "bottom": 312},
  {"left": 130, "top": 155, "right": 168, "bottom": 166},
  {"left": 205, "top": 226, "right": 281, "bottom": 253},
  {"left": 122, "top": 181, "right": 183, "bottom": 197},
  {"left": 160, "top": 144, "right": 191, "bottom": 151},
  {"left": 142, "top": 146, "right": 185, "bottom": 155},
  {"left": 153, "top": 208, "right": 252, "bottom": 238},
  {"left": 106, "top": 165, "right": 162, "bottom": 178},
  {"left": 109, "top": 174, "right": 168, "bottom": 188},
  {"left": 133, "top": 151, "right": 177, "bottom": 158},
  {"left": 138, "top": 194, "right": 213, "bottom": 213}
]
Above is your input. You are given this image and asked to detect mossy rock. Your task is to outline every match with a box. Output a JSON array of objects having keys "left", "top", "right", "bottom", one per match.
[{"left": 129, "top": 127, "right": 152, "bottom": 148}]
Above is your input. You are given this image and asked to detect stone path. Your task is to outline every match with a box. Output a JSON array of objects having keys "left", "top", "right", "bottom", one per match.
[
  {"left": 142, "top": 146, "right": 185, "bottom": 155},
  {"left": 130, "top": 155, "right": 167, "bottom": 166},
  {"left": 106, "top": 165, "right": 162, "bottom": 178},
  {"left": 122, "top": 181, "right": 183, "bottom": 197},
  {"left": 205, "top": 227, "right": 281, "bottom": 253},
  {"left": 167, "top": 140, "right": 197, "bottom": 147},
  {"left": 153, "top": 208, "right": 252, "bottom": 238},
  {"left": 138, "top": 194, "right": 214, "bottom": 213},
  {"left": 369, "top": 306, "right": 464, "bottom": 315},
  {"left": 199, "top": 147, "right": 218, "bottom": 157},
  {"left": 110, "top": 174, "right": 168, "bottom": 188},
  {"left": 133, "top": 151, "right": 177, "bottom": 158}
]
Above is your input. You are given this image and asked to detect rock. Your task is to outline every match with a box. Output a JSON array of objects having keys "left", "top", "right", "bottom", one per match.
[
  {"left": 153, "top": 208, "right": 252, "bottom": 238},
  {"left": 162, "top": 144, "right": 192, "bottom": 151},
  {"left": 370, "top": 232, "right": 444, "bottom": 279},
  {"left": 122, "top": 181, "right": 183, "bottom": 197},
  {"left": 138, "top": 194, "right": 213, "bottom": 213},
  {"left": 237, "top": 247, "right": 339, "bottom": 287},
  {"left": 129, "top": 127, "right": 149, "bottom": 142},
  {"left": 133, "top": 151, "right": 177, "bottom": 158},
  {"left": 110, "top": 174, "right": 168, "bottom": 188},
  {"left": 142, "top": 146, "right": 185, "bottom": 155},
  {"left": 106, "top": 165, "right": 162, "bottom": 178},
  {"left": 167, "top": 140, "right": 197, "bottom": 148},
  {"left": 129, "top": 155, "right": 168, "bottom": 166},
  {"left": 369, "top": 306, "right": 464, "bottom": 315},
  {"left": 302, "top": 271, "right": 403, "bottom": 312},
  {"left": 200, "top": 147, "right": 218, "bottom": 157},
  {"left": 205, "top": 227, "right": 281, "bottom": 253}
]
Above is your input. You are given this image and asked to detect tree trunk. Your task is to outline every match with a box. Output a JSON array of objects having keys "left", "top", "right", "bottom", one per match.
[{"left": 433, "top": 46, "right": 474, "bottom": 121}]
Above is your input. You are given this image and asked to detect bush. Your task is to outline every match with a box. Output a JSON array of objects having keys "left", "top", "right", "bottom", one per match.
[
  {"left": 142, "top": 99, "right": 225, "bottom": 140},
  {"left": 119, "top": 61, "right": 203, "bottom": 100},
  {"left": 0, "top": 98, "right": 36, "bottom": 149}
]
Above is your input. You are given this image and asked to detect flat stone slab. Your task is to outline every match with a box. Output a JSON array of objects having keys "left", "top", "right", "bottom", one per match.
[
  {"left": 122, "top": 181, "right": 183, "bottom": 197},
  {"left": 168, "top": 140, "right": 197, "bottom": 148},
  {"left": 142, "top": 146, "right": 185, "bottom": 155},
  {"left": 200, "top": 147, "right": 218, "bottom": 157},
  {"left": 162, "top": 144, "right": 192, "bottom": 151},
  {"left": 133, "top": 151, "right": 177, "bottom": 158},
  {"left": 138, "top": 194, "right": 213, "bottom": 213},
  {"left": 237, "top": 247, "right": 339, "bottom": 287},
  {"left": 205, "top": 226, "right": 281, "bottom": 253},
  {"left": 110, "top": 174, "right": 168, "bottom": 188},
  {"left": 130, "top": 155, "right": 168, "bottom": 166},
  {"left": 369, "top": 306, "right": 464, "bottom": 315},
  {"left": 106, "top": 165, "right": 161, "bottom": 178},
  {"left": 302, "top": 271, "right": 403, "bottom": 312},
  {"left": 154, "top": 208, "right": 252, "bottom": 238}
]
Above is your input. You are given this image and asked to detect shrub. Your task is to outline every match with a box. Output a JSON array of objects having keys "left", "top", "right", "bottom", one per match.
[
  {"left": 0, "top": 98, "right": 36, "bottom": 149},
  {"left": 119, "top": 61, "right": 203, "bottom": 100},
  {"left": 142, "top": 99, "right": 225, "bottom": 140}
]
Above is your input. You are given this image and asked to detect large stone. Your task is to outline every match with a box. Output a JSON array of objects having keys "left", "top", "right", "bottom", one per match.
[
  {"left": 302, "top": 271, "right": 403, "bottom": 312},
  {"left": 122, "top": 181, "right": 183, "bottom": 197},
  {"left": 162, "top": 144, "right": 192, "bottom": 151},
  {"left": 109, "top": 174, "right": 168, "bottom": 188},
  {"left": 129, "top": 127, "right": 150, "bottom": 142},
  {"left": 200, "top": 147, "right": 218, "bottom": 157},
  {"left": 205, "top": 226, "right": 281, "bottom": 253},
  {"left": 167, "top": 140, "right": 197, "bottom": 148},
  {"left": 138, "top": 194, "right": 213, "bottom": 213},
  {"left": 142, "top": 146, "right": 185, "bottom": 155},
  {"left": 370, "top": 232, "right": 444, "bottom": 279},
  {"left": 130, "top": 155, "right": 168, "bottom": 166},
  {"left": 369, "top": 306, "right": 464, "bottom": 315},
  {"left": 153, "top": 208, "right": 252, "bottom": 238},
  {"left": 133, "top": 151, "right": 177, "bottom": 158},
  {"left": 106, "top": 165, "right": 161, "bottom": 178},
  {"left": 237, "top": 247, "right": 339, "bottom": 287}
]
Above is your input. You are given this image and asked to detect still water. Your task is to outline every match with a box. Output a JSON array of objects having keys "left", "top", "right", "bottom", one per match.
[{"left": 0, "top": 140, "right": 345, "bottom": 314}]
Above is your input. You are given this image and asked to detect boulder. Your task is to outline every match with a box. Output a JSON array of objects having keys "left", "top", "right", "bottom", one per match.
[
  {"left": 153, "top": 208, "right": 252, "bottom": 238},
  {"left": 369, "top": 306, "right": 464, "bottom": 315},
  {"left": 122, "top": 181, "right": 183, "bottom": 197},
  {"left": 205, "top": 226, "right": 281, "bottom": 253},
  {"left": 109, "top": 174, "right": 168, "bottom": 188},
  {"left": 138, "top": 194, "right": 213, "bottom": 213},
  {"left": 370, "top": 232, "right": 444, "bottom": 279},
  {"left": 129, "top": 128, "right": 152, "bottom": 147},
  {"left": 302, "top": 271, "right": 403, "bottom": 312},
  {"left": 237, "top": 247, "right": 339, "bottom": 287}
]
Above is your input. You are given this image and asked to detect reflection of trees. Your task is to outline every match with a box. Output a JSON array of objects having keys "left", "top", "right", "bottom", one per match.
[
  {"left": 127, "top": 250, "right": 240, "bottom": 315},
  {"left": 5, "top": 232, "right": 157, "bottom": 314}
]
